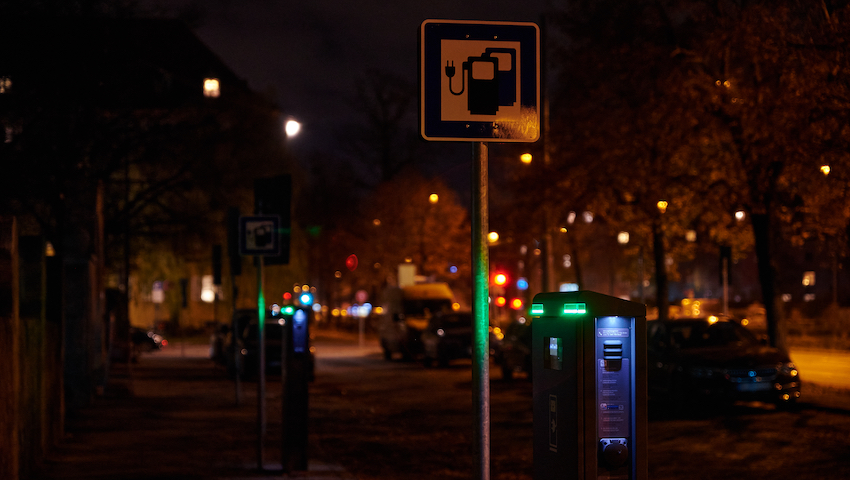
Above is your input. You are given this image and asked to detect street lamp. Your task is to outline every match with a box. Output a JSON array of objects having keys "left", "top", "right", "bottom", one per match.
[
  {"left": 285, "top": 119, "right": 301, "bottom": 138},
  {"left": 735, "top": 209, "right": 746, "bottom": 221}
]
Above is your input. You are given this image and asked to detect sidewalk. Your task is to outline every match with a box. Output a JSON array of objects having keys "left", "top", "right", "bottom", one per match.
[
  {"left": 35, "top": 329, "right": 849, "bottom": 479},
  {"left": 37, "top": 332, "right": 364, "bottom": 480}
]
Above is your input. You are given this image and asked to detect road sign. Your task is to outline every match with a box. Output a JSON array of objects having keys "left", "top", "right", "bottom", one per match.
[
  {"left": 420, "top": 19, "right": 540, "bottom": 142},
  {"left": 239, "top": 215, "right": 281, "bottom": 256}
]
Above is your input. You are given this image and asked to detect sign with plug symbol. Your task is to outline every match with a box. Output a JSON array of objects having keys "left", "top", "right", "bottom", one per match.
[
  {"left": 239, "top": 215, "right": 281, "bottom": 256},
  {"left": 420, "top": 19, "right": 539, "bottom": 142},
  {"left": 443, "top": 44, "right": 518, "bottom": 116}
]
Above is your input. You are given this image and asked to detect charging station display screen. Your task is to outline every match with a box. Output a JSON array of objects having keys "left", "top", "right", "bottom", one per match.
[
  {"left": 292, "top": 309, "right": 308, "bottom": 353},
  {"left": 596, "top": 317, "right": 633, "bottom": 475},
  {"left": 545, "top": 337, "right": 562, "bottom": 370}
]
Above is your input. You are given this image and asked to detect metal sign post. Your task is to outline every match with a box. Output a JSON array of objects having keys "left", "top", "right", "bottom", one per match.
[
  {"left": 238, "top": 214, "right": 280, "bottom": 471},
  {"left": 256, "top": 256, "right": 266, "bottom": 470},
  {"left": 472, "top": 141, "right": 490, "bottom": 480},
  {"left": 420, "top": 19, "right": 539, "bottom": 480}
]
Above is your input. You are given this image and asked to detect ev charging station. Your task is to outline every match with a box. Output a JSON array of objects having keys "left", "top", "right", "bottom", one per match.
[
  {"left": 531, "top": 291, "right": 647, "bottom": 480},
  {"left": 276, "top": 305, "right": 311, "bottom": 472}
]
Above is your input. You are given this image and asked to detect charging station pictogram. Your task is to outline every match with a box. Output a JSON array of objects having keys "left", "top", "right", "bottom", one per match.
[
  {"left": 420, "top": 19, "right": 540, "bottom": 142},
  {"left": 239, "top": 215, "right": 281, "bottom": 256}
]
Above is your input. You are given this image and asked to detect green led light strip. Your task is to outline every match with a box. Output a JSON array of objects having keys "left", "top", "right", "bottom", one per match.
[
  {"left": 563, "top": 303, "right": 587, "bottom": 314},
  {"left": 530, "top": 303, "right": 545, "bottom": 315}
]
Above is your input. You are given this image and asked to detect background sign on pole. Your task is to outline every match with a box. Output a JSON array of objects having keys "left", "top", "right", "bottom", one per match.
[{"left": 239, "top": 215, "right": 281, "bottom": 256}]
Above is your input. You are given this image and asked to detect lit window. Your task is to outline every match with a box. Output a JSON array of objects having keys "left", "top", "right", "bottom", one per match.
[
  {"left": 201, "top": 275, "right": 216, "bottom": 302},
  {"left": 802, "top": 271, "right": 815, "bottom": 287},
  {"left": 203, "top": 78, "right": 220, "bottom": 98},
  {"left": 0, "top": 76, "right": 11, "bottom": 94}
]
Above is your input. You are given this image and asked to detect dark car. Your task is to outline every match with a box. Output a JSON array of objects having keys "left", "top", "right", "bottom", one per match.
[
  {"left": 420, "top": 312, "right": 501, "bottom": 367},
  {"left": 220, "top": 310, "right": 315, "bottom": 381},
  {"left": 209, "top": 309, "right": 255, "bottom": 365},
  {"left": 131, "top": 327, "right": 166, "bottom": 353},
  {"left": 647, "top": 316, "right": 801, "bottom": 408},
  {"left": 494, "top": 317, "right": 532, "bottom": 380}
]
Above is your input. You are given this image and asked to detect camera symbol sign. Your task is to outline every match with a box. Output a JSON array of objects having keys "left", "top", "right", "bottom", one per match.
[{"left": 420, "top": 19, "right": 540, "bottom": 142}]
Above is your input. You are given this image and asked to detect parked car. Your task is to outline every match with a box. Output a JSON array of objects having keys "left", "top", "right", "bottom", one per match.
[
  {"left": 378, "top": 283, "right": 455, "bottom": 361},
  {"left": 131, "top": 327, "right": 166, "bottom": 352},
  {"left": 220, "top": 309, "right": 315, "bottom": 381},
  {"left": 420, "top": 312, "right": 501, "bottom": 367},
  {"left": 647, "top": 316, "right": 801, "bottom": 408},
  {"left": 209, "top": 309, "right": 255, "bottom": 365},
  {"left": 494, "top": 317, "right": 532, "bottom": 380}
]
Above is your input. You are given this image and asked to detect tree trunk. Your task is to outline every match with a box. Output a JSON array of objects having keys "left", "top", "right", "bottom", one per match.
[
  {"left": 567, "top": 231, "right": 584, "bottom": 290},
  {"left": 751, "top": 212, "right": 784, "bottom": 349},
  {"left": 652, "top": 219, "right": 669, "bottom": 322}
]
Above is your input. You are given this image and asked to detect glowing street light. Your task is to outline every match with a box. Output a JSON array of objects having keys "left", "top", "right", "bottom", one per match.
[
  {"left": 520, "top": 153, "right": 533, "bottom": 164},
  {"left": 735, "top": 209, "right": 746, "bottom": 221},
  {"left": 821, "top": 165, "right": 831, "bottom": 176},
  {"left": 285, "top": 119, "right": 301, "bottom": 138},
  {"left": 429, "top": 193, "right": 439, "bottom": 204}
]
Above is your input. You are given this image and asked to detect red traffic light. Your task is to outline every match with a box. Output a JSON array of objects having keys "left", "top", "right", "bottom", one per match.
[
  {"left": 346, "top": 254, "right": 358, "bottom": 271},
  {"left": 510, "top": 298, "right": 524, "bottom": 310},
  {"left": 495, "top": 296, "right": 507, "bottom": 307}
]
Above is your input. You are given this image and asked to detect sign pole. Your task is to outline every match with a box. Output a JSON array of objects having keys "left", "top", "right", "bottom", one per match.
[
  {"left": 472, "top": 141, "right": 490, "bottom": 480},
  {"left": 256, "top": 256, "right": 266, "bottom": 470}
]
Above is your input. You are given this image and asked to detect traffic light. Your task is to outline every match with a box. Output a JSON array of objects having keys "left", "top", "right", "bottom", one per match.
[
  {"left": 254, "top": 174, "right": 291, "bottom": 265},
  {"left": 510, "top": 298, "right": 524, "bottom": 310},
  {"left": 495, "top": 296, "right": 507, "bottom": 307}
]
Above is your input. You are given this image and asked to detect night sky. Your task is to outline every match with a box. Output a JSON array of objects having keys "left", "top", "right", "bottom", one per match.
[{"left": 145, "top": 0, "right": 553, "bottom": 161}]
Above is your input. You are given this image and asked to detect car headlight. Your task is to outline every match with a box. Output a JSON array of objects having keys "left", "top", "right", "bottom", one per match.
[{"left": 779, "top": 362, "right": 798, "bottom": 377}]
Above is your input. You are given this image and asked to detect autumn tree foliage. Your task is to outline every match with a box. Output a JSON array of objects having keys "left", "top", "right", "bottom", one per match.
[
  {"left": 320, "top": 171, "right": 472, "bottom": 307},
  {"left": 545, "top": 0, "right": 850, "bottom": 345}
]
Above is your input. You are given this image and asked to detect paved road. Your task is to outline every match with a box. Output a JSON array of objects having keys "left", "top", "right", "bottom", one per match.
[{"left": 790, "top": 348, "right": 850, "bottom": 389}]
